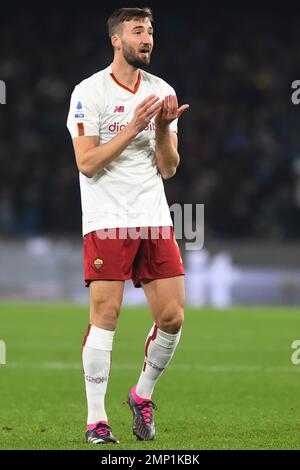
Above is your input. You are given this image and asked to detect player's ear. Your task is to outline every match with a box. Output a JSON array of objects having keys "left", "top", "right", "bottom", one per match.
[{"left": 111, "top": 34, "right": 121, "bottom": 50}]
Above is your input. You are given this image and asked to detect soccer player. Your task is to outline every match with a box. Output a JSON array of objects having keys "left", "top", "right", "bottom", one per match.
[{"left": 67, "top": 7, "right": 189, "bottom": 444}]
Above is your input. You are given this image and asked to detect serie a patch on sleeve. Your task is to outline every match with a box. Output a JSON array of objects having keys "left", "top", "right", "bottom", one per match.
[{"left": 77, "top": 122, "right": 85, "bottom": 136}]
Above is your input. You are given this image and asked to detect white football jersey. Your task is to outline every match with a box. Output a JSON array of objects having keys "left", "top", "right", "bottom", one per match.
[{"left": 67, "top": 64, "right": 178, "bottom": 236}]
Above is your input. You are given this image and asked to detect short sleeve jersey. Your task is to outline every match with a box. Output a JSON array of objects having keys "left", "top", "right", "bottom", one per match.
[{"left": 67, "top": 64, "right": 178, "bottom": 236}]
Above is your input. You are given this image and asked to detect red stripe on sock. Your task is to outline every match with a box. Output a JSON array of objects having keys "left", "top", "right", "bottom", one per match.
[
  {"left": 144, "top": 325, "right": 158, "bottom": 370},
  {"left": 82, "top": 324, "right": 91, "bottom": 349}
]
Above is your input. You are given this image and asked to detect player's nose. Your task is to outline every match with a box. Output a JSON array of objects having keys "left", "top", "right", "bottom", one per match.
[
  {"left": 140, "top": 42, "right": 152, "bottom": 50},
  {"left": 141, "top": 36, "right": 152, "bottom": 46}
]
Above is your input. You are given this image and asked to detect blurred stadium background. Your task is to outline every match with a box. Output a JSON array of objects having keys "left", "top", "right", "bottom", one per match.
[{"left": 1, "top": 0, "right": 300, "bottom": 451}]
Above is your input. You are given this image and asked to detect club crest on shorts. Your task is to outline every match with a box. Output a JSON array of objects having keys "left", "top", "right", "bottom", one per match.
[{"left": 93, "top": 258, "right": 104, "bottom": 269}]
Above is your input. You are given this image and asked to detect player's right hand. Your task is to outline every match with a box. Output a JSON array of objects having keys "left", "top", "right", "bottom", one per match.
[{"left": 129, "top": 94, "right": 162, "bottom": 134}]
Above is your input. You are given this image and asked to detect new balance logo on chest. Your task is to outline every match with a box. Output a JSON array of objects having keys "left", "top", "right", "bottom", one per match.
[{"left": 114, "top": 105, "right": 125, "bottom": 113}]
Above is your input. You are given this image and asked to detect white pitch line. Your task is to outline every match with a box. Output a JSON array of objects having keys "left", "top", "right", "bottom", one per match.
[{"left": 3, "top": 362, "right": 300, "bottom": 373}]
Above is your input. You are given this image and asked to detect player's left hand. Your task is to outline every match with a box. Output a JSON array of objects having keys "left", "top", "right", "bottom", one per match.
[{"left": 155, "top": 94, "right": 189, "bottom": 129}]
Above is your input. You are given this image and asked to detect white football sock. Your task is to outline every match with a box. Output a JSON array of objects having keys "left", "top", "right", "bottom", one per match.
[
  {"left": 82, "top": 325, "right": 115, "bottom": 424},
  {"left": 136, "top": 324, "right": 181, "bottom": 399}
]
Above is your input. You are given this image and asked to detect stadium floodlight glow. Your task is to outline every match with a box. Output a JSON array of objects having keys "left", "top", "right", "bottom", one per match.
[
  {"left": 0, "top": 80, "right": 6, "bottom": 104},
  {"left": 0, "top": 340, "right": 6, "bottom": 365}
]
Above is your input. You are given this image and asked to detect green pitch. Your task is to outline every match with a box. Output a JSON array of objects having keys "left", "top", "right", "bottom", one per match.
[{"left": 0, "top": 303, "right": 299, "bottom": 450}]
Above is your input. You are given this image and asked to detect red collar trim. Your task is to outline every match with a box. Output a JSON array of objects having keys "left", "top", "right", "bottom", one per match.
[{"left": 110, "top": 71, "right": 141, "bottom": 94}]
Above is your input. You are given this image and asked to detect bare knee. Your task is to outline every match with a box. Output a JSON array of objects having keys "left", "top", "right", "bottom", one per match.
[
  {"left": 90, "top": 298, "right": 121, "bottom": 330},
  {"left": 157, "top": 302, "right": 184, "bottom": 334},
  {"left": 89, "top": 281, "right": 123, "bottom": 330}
]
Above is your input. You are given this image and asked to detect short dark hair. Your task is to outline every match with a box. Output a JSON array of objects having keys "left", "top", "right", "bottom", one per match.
[{"left": 107, "top": 7, "right": 153, "bottom": 37}]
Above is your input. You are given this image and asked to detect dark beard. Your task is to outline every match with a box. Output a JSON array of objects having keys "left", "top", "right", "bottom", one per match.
[{"left": 122, "top": 43, "right": 151, "bottom": 68}]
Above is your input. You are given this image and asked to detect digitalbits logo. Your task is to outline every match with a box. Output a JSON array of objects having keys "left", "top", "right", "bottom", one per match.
[
  {"left": 0, "top": 80, "right": 6, "bottom": 104},
  {"left": 0, "top": 340, "right": 6, "bottom": 365}
]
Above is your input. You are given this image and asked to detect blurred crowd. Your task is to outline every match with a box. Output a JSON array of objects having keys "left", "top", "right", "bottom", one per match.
[{"left": 1, "top": 3, "right": 300, "bottom": 239}]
